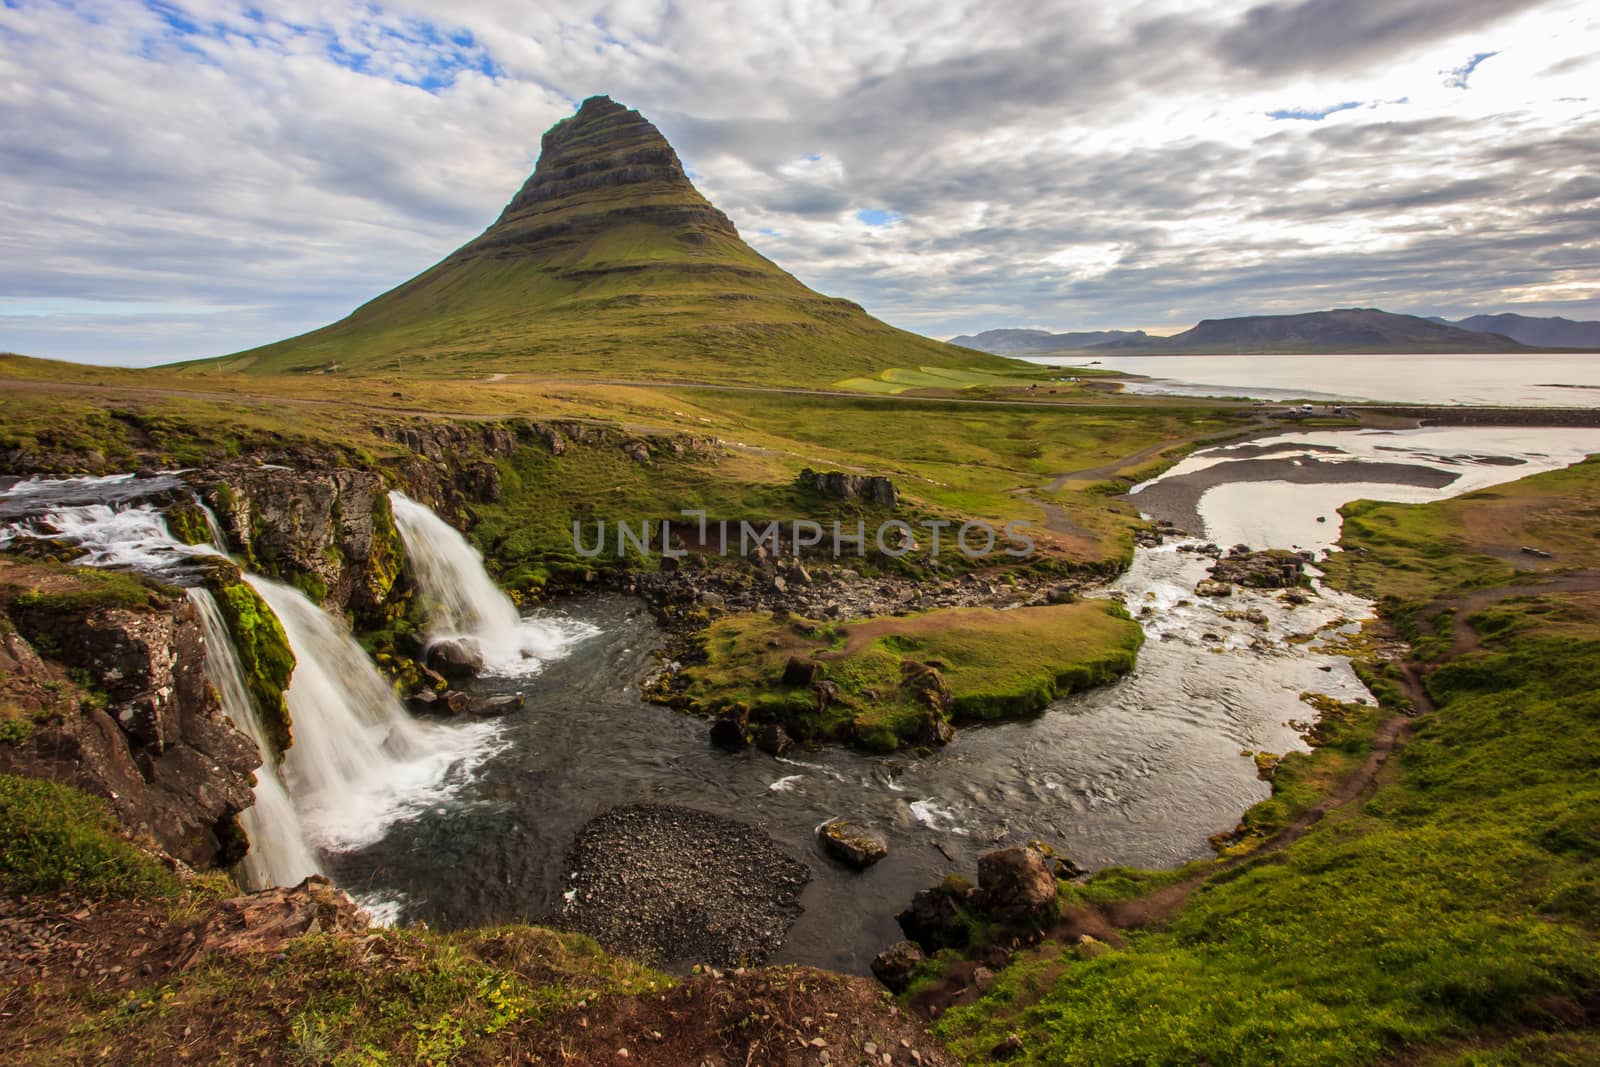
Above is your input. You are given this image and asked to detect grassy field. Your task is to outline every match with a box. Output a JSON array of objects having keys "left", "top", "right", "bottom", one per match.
[
  {"left": 936, "top": 458, "right": 1600, "bottom": 1064},
  {"left": 1, "top": 355, "right": 1248, "bottom": 580},
  {"left": 674, "top": 602, "right": 1143, "bottom": 750}
]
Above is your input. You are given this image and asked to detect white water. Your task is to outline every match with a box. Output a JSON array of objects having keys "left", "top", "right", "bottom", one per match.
[
  {"left": 0, "top": 477, "right": 505, "bottom": 894},
  {"left": 388, "top": 491, "right": 594, "bottom": 675},
  {"left": 188, "top": 587, "right": 324, "bottom": 889},
  {"left": 246, "top": 575, "right": 502, "bottom": 852},
  {"left": 0, "top": 501, "right": 222, "bottom": 579}
]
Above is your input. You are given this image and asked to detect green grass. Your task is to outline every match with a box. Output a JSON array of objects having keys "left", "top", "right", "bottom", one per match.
[
  {"left": 674, "top": 601, "right": 1143, "bottom": 751},
  {"left": 13, "top": 922, "right": 667, "bottom": 1066},
  {"left": 0, "top": 774, "right": 180, "bottom": 898}
]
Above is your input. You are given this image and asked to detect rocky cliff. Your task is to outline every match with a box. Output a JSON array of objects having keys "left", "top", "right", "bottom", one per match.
[{"left": 0, "top": 559, "right": 259, "bottom": 868}]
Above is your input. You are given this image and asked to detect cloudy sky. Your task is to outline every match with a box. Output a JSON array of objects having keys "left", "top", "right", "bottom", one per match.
[{"left": 1, "top": 0, "right": 1596, "bottom": 365}]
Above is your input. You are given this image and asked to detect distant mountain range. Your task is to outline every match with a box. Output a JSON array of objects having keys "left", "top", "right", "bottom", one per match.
[
  {"left": 953, "top": 308, "right": 1600, "bottom": 357},
  {"left": 948, "top": 328, "right": 1149, "bottom": 354},
  {"left": 1427, "top": 313, "right": 1600, "bottom": 350}
]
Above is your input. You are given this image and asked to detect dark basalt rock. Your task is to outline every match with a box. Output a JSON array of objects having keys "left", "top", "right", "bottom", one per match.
[
  {"left": 797, "top": 468, "right": 899, "bottom": 508},
  {"left": 755, "top": 722, "right": 793, "bottom": 756},
  {"left": 425, "top": 637, "right": 483, "bottom": 678},
  {"left": 818, "top": 819, "right": 889, "bottom": 870},
  {"left": 871, "top": 940, "right": 926, "bottom": 993},
  {"left": 1209, "top": 548, "right": 1307, "bottom": 589},
  {"left": 2, "top": 582, "right": 259, "bottom": 869},
  {"left": 709, "top": 704, "right": 751, "bottom": 751},
  {"left": 896, "top": 886, "right": 969, "bottom": 952},
  {"left": 975, "top": 847, "right": 1058, "bottom": 926}
]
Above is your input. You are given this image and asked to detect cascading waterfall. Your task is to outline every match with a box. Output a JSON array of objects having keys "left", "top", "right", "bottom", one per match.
[
  {"left": 195, "top": 495, "right": 229, "bottom": 552},
  {"left": 389, "top": 491, "right": 591, "bottom": 674},
  {"left": 245, "top": 575, "right": 500, "bottom": 852},
  {"left": 188, "top": 586, "right": 324, "bottom": 889},
  {"left": 0, "top": 475, "right": 501, "bottom": 903}
]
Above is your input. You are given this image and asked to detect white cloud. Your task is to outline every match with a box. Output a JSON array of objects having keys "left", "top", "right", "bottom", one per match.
[{"left": 0, "top": 0, "right": 1596, "bottom": 364}]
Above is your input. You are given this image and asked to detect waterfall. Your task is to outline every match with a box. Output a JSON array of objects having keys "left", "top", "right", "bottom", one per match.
[
  {"left": 246, "top": 575, "right": 500, "bottom": 852},
  {"left": 389, "top": 491, "right": 589, "bottom": 675},
  {"left": 188, "top": 587, "right": 323, "bottom": 889},
  {"left": 1, "top": 476, "right": 502, "bottom": 897},
  {"left": 195, "top": 496, "right": 229, "bottom": 551}
]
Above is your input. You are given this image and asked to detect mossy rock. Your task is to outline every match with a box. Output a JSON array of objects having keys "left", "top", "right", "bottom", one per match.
[{"left": 205, "top": 570, "right": 296, "bottom": 759}]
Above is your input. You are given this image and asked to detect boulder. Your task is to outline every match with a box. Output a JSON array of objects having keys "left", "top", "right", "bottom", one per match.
[
  {"left": 425, "top": 636, "right": 484, "bottom": 678},
  {"left": 755, "top": 722, "right": 793, "bottom": 756},
  {"left": 467, "top": 694, "right": 522, "bottom": 717},
  {"left": 870, "top": 940, "right": 925, "bottom": 993},
  {"left": 780, "top": 655, "right": 820, "bottom": 687},
  {"left": 1195, "top": 579, "right": 1232, "bottom": 598},
  {"left": 168, "top": 876, "right": 369, "bottom": 971},
  {"left": 709, "top": 705, "right": 751, "bottom": 751},
  {"left": 818, "top": 819, "right": 889, "bottom": 870},
  {"left": 812, "top": 679, "right": 840, "bottom": 715},
  {"left": 896, "top": 887, "right": 969, "bottom": 952},
  {"left": 976, "top": 847, "right": 1058, "bottom": 926}
]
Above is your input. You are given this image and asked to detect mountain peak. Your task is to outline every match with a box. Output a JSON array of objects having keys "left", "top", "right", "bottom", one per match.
[
  {"left": 466, "top": 95, "right": 738, "bottom": 258},
  {"left": 193, "top": 97, "right": 1013, "bottom": 385}
]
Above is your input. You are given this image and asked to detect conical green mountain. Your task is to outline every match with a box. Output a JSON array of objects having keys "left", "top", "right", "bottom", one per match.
[{"left": 193, "top": 96, "right": 1017, "bottom": 386}]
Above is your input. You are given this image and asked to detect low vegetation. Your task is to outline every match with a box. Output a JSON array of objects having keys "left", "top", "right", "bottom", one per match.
[
  {"left": 674, "top": 601, "right": 1143, "bottom": 751},
  {"left": 0, "top": 774, "right": 180, "bottom": 899}
]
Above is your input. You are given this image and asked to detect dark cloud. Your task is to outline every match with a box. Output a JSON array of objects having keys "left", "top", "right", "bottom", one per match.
[{"left": 1217, "top": 0, "right": 1543, "bottom": 75}]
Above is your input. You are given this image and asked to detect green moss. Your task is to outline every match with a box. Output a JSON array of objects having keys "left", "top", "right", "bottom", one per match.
[
  {"left": 0, "top": 774, "right": 180, "bottom": 898},
  {"left": 163, "top": 502, "right": 213, "bottom": 547},
  {"left": 207, "top": 574, "right": 296, "bottom": 759},
  {"left": 12, "top": 568, "right": 167, "bottom": 613}
]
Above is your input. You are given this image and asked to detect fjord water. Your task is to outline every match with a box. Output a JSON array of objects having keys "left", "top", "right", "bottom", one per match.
[
  {"left": 388, "top": 491, "right": 593, "bottom": 675},
  {"left": 1054, "top": 353, "right": 1600, "bottom": 406}
]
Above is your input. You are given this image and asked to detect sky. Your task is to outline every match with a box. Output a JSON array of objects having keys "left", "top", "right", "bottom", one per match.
[{"left": 0, "top": 0, "right": 1597, "bottom": 366}]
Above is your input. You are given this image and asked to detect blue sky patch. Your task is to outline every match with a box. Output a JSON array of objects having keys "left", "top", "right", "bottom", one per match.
[
  {"left": 856, "top": 208, "right": 901, "bottom": 227},
  {"left": 1267, "top": 100, "right": 1361, "bottom": 121},
  {"left": 1445, "top": 51, "right": 1499, "bottom": 90}
]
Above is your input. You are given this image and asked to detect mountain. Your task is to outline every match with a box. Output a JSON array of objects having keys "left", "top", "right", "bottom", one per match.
[
  {"left": 1021, "top": 308, "right": 1533, "bottom": 356},
  {"left": 1433, "top": 313, "right": 1600, "bottom": 350},
  {"left": 182, "top": 97, "right": 1016, "bottom": 386},
  {"left": 948, "top": 328, "right": 1148, "bottom": 354}
]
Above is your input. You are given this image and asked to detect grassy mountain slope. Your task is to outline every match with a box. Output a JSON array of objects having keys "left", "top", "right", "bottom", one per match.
[{"left": 181, "top": 97, "right": 1021, "bottom": 387}]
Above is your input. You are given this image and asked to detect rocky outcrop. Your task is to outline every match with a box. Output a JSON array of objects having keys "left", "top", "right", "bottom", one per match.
[
  {"left": 974, "top": 847, "right": 1058, "bottom": 926},
  {"left": 190, "top": 466, "right": 403, "bottom": 623},
  {"left": 871, "top": 940, "right": 926, "bottom": 993},
  {"left": 797, "top": 468, "right": 899, "bottom": 508},
  {"left": 1209, "top": 547, "right": 1309, "bottom": 589},
  {"left": 167, "top": 876, "right": 369, "bottom": 970},
  {"left": 0, "top": 566, "right": 259, "bottom": 869}
]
